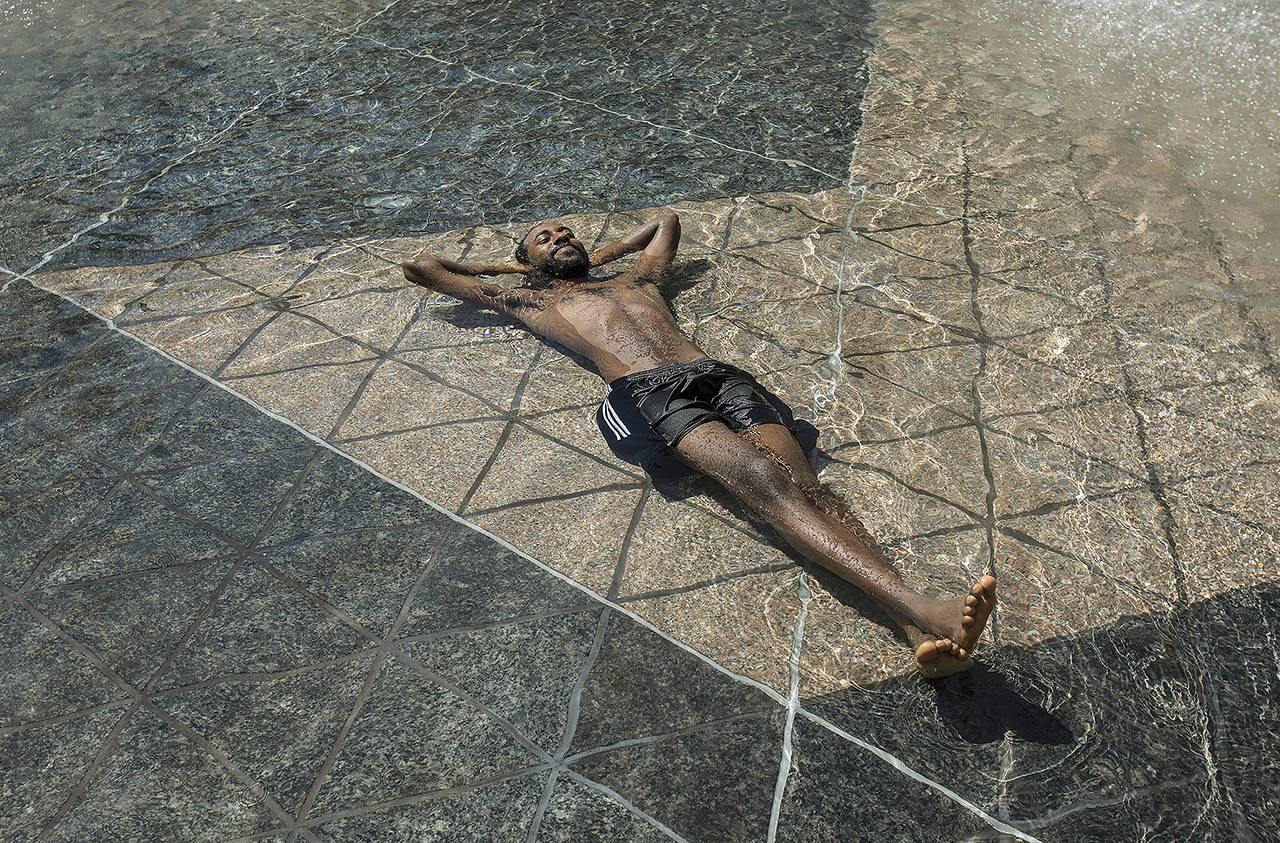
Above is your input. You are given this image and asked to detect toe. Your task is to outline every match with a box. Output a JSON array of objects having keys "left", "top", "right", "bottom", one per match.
[{"left": 915, "top": 640, "right": 940, "bottom": 663}]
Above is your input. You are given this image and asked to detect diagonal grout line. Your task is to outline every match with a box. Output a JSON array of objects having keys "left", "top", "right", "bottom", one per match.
[
  {"left": 767, "top": 575, "right": 811, "bottom": 843},
  {"left": 617, "top": 562, "right": 799, "bottom": 605},
  {"left": 16, "top": 275, "right": 1045, "bottom": 841},
  {"left": 608, "top": 484, "right": 651, "bottom": 601},
  {"left": 561, "top": 768, "right": 692, "bottom": 843},
  {"left": 526, "top": 606, "right": 613, "bottom": 843},
  {"left": 466, "top": 481, "right": 646, "bottom": 519}
]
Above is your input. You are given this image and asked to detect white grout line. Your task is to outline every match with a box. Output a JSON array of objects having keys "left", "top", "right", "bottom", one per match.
[
  {"left": 766, "top": 575, "right": 811, "bottom": 842},
  {"left": 14, "top": 274, "right": 1043, "bottom": 842},
  {"left": 563, "top": 769, "right": 692, "bottom": 843}
]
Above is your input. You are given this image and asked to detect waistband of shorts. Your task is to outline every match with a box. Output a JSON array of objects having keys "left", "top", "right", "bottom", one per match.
[{"left": 606, "top": 357, "right": 725, "bottom": 389}]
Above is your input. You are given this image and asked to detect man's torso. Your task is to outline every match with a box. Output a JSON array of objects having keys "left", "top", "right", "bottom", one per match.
[{"left": 520, "top": 272, "right": 707, "bottom": 382}]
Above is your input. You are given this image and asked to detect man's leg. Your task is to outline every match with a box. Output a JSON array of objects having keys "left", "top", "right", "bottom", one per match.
[
  {"left": 674, "top": 421, "right": 996, "bottom": 660},
  {"left": 740, "top": 425, "right": 973, "bottom": 675}
]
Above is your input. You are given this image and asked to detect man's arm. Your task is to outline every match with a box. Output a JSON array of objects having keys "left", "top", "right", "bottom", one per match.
[
  {"left": 589, "top": 210, "right": 681, "bottom": 279},
  {"left": 402, "top": 257, "right": 545, "bottom": 316}
]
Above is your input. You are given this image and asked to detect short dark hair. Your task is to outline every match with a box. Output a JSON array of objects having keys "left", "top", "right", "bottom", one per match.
[{"left": 514, "top": 224, "right": 539, "bottom": 265}]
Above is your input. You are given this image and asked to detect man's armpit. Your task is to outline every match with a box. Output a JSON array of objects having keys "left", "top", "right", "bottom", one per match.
[{"left": 477, "top": 284, "right": 548, "bottom": 315}]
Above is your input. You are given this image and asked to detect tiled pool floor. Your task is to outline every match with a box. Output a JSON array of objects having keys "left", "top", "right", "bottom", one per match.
[{"left": 4, "top": 0, "right": 1278, "bottom": 839}]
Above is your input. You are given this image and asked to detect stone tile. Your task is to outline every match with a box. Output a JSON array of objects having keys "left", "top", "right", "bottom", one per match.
[
  {"left": 465, "top": 425, "right": 643, "bottom": 595},
  {"left": 624, "top": 567, "right": 803, "bottom": 693},
  {"left": 31, "top": 560, "right": 236, "bottom": 688},
  {"left": 10, "top": 333, "right": 205, "bottom": 467},
  {"left": 135, "top": 446, "right": 314, "bottom": 546},
  {"left": 986, "top": 396, "right": 1145, "bottom": 482},
  {"left": 394, "top": 340, "right": 540, "bottom": 415},
  {"left": 114, "top": 259, "right": 270, "bottom": 327},
  {"left": 568, "top": 607, "right": 780, "bottom": 755},
  {"left": 0, "top": 708, "right": 122, "bottom": 840},
  {"left": 517, "top": 404, "right": 638, "bottom": 476},
  {"left": 36, "top": 262, "right": 172, "bottom": 321},
  {"left": 616, "top": 493, "right": 795, "bottom": 599},
  {"left": 309, "top": 772, "right": 547, "bottom": 842},
  {"left": 0, "top": 470, "right": 116, "bottom": 587},
  {"left": 985, "top": 422, "right": 1136, "bottom": 517},
  {"left": 32, "top": 481, "right": 239, "bottom": 587},
  {"left": 154, "top": 653, "right": 375, "bottom": 816},
  {"left": 0, "top": 283, "right": 103, "bottom": 396},
  {"left": 775, "top": 716, "right": 989, "bottom": 842},
  {"left": 399, "top": 529, "right": 596, "bottom": 640},
  {"left": 262, "top": 522, "right": 452, "bottom": 639},
  {"left": 124, "top": 307, "right": 272, "bottom": 375},
  {"left": 256, "top": 449, "right": 447, "bottom": 548},
  {"left": 283, "top": 262, "right": 422, "bottom": 354},
  {"left": 570, "top": 713, "right": 784, "bottom": 843},
  {"left": 308, "top": 657, "right": 535, "bottom": 817},
  {"left": 1167, "top": 500, "right": 1280, "bottom": 602},
  {"left": 404, "top": 608, "right": 602, "bottom": 752},
  {"left": 819, "top": 424, "right": 991, "bottom": 537},
  {"left": 226, "top": 358, "right": 380, "bottom": 439},
  {"left": 842, "top": 337, "right": 981, "bottom": 422},
  {"left": 337, "top": 418, "right": 509, "bottom": 512},
  {"left": 1134, "top": 390, "right": 1277, "bottom": 481},
  {"left": 132, "top": 384, "right": 311, "bottom": 473},
  {"left": 154, "top": 561, "right": 371, "bottom": 690},
  {"left": 798, "top": 529, "right": 990, "bottom": 694},
  {"left": 0, "top": 604, "right": 127, "bottom": 729},
  {"left": 50, "top": 709, "right": 281, "bottom": 841},
  {"left": 994, "top": 528, "right": 1177, "bottom": 649},
  {"left": 329, "top": 359, "right": 496, "bottom": 442},
  {"left": 537, "top": 776, "right": 670, "bottom": 842},
  {"left": 978, "top": 331, "right": 1125, "bottom": 423}
]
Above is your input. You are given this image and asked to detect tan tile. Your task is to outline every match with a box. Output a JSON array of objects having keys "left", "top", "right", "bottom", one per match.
[
  {"left": 617, "top": 494, "right": 795, "bottom": 599},
  {"left": 195, "top": 243, "right": 330, "bottom": 296},
  {"left": 220, "top": 312, "right": 376, "bottom": 378},
  {"left": 36, "top": 261, "right": 176, "bottom": 320},
  {"left": 230, "top": 358, "right": 379, "bottom": 439},
  {"left": 117, "top": 260, "right": 265, "bottom": 325},
  {"left": 987, "top": 397, "right": 1146, "bottom": 482},
  {"left": 623, "top": 568, "right": 807, "bottom": 694},
  {"left": 126, "top": 308, "right": 272, "bottom": 375},
  {"left": 394, "top": 340, "right": 539, "bottom": 414},
  {"left": 465, "top": 425, "right": 643, "bottom": 595},
  {"left": 986, "top": 423, "right": 1137, "bottom": 516},
  {"left": 994, "top": 529, "right": 1175, "bottom": 649},
  {"left": 285, "top": 265, "right": 421, "bottom": 353},
  {"left": 1136, "top": 392, "right": 1277, "bottom": 480},
  {"left": 340, "top": 418, "right": 508, "bottom": 512},
  {"left": 1168, "top": 500, "right": 1280, "bottom": 602},
  {"left": 331, "top": 359, "right": 498, "bottom": 442}
]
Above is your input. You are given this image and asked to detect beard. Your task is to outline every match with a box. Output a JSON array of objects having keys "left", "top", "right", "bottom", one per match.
[{"left": 537, "top": 244, "right": 590, "bottom": 279}]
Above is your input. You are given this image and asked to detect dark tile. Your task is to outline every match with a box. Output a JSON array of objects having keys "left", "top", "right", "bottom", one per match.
[
  {"left": 308, "top": 657, "right": 536, "bottom": 817},
  {"left": 0, "top": 604, "right": 127, "bottom": 729},
  {"left": 31, "top": 559, "right": 236, "bottom": 687},
  {"left": 399, "top": 529, "right": 595, "bottom": 638},
  {"left": 310, "top": 771, "right": 548, "bottom": 841},
  {"left": 32, "top": 481, "right": 239, "bottom": 587},
  {"left": 154, "top": 560, "right": 371, "bottom": 690},
  {"left": 262, "top": 523, "right": 453, "bottom": 638},
  {"left": 0, "top": 414, "right": 115, "bottom": 494},
  {"left": 0, "top": 282, "right": 102, "bottom": 398},
  {"left": 537, "top": 775, "right": 671, "bottom": 842},
  {"left": 568, "top": 610, "right": 777, "bottom": 754},
  {"left": 133, "top": 384, "right": 311, "bottom": 473},
  {"left": 154, "top": 652, "right": 375, "bottom": 816},
  {"left": 774, "top": 716, "right": 988, "bottom": 842},
  {"left": 8, "top": 333, "right": 204, "bottom": 467},
  {"left": 570, "top": 713, "right": 783, "bottom": 842},
  {"left": 135, "top": 446, "right": 314, "bottom": 545},
  {"left": 48, "top": 709, "right": 281, "bottom": 841},
  {"left": 256, "top": 449, "right": 447, "bottom": 548},
  {"left": 0, "top": 475, "right": 117, "bottom": 587},
  {"left": 404, "top": 609, "right": 603, "bottom": 752},
  {"left": 0, "top": 708, "right": 123, "bottom": 840}
]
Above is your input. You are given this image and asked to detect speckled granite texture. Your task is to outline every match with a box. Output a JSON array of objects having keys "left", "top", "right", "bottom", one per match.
[{"left": 4, "top": 0, "right": 1279, "bottom": 838}]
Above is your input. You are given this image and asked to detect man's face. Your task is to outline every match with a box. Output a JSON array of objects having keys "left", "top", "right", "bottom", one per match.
[{"left": 523, "top": 221, "right": 590, "bottom": 278}]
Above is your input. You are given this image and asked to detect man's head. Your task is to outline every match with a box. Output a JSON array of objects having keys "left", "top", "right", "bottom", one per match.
[{"left": 515, "top": 220, "right": 590, "bottom": 279}]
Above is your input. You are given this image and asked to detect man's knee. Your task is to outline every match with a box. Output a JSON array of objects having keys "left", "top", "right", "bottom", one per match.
[{"left": 731, "top": 451, "right": 796, "bottom": 504}]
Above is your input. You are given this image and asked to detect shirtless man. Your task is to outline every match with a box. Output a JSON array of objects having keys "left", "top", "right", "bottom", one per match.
[{"left": 402, "top": 210, "right": 996, "bottom": 676}]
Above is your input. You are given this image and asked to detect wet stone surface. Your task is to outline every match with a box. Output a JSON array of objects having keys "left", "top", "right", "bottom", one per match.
[{"left": 5, "top": 0, "right": 1280, "bottom": 838}]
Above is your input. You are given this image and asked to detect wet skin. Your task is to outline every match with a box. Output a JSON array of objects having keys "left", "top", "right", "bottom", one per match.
[{"left": 402, "top": 211, "right": 997, "bottom": 673}]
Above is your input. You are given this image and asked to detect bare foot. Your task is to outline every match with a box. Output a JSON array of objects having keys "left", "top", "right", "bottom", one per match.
[
  {"left": 914, "top": 575, "right": 997, "bottom": 660},
  {"left": 911, "top": 632, "right": 973, "bottom": 678},
  {"left": 885, "top": 607, "right": 973, "bottom": 677}
]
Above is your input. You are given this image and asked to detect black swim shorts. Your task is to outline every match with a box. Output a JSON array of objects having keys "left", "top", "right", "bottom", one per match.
[{"left": 595, "top": 357, "right": 816, "bottom": 480}]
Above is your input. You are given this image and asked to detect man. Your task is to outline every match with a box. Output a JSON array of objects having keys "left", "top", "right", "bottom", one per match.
[{"left": 402, "top": 210, "right": 996, "bottom": 677}]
